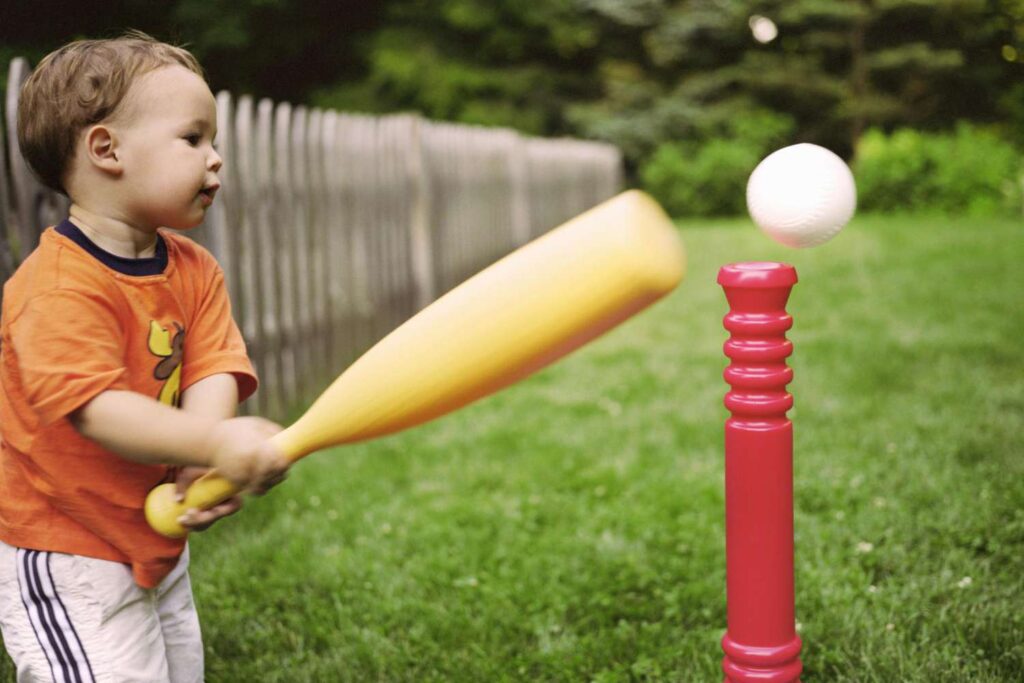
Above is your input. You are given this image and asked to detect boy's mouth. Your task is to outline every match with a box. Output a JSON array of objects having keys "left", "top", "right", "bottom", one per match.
[{"left": 198, "top": 184, "right": 220, "bottom": 206}]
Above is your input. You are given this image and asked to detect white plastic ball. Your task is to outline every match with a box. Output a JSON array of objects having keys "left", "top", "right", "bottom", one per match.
[
  {"left": 749, "top": 15, "right": 778, "bottom": 44},
  {"left": 746, "top": 143, "right": 856, "bottom": 249}
]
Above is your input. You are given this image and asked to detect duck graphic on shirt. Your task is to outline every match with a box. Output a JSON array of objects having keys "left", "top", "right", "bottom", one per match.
[{"left": 147, "top": 321, "right": 184, "bottom": 408}]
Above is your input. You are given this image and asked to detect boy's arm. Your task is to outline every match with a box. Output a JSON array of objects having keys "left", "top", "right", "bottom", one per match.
[
  {"left": 71, "top": 390, "right": 219, "bottom": 467},
  {"left": 180, "top": 372, "right": 239, "bottom": 420},
  {"left": 70, "top": 390, "right": 286, "bottom": 491}
]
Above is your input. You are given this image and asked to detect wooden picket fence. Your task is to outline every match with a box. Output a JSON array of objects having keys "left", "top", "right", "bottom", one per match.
[{"left": 1, "top": 57, "right": 622, "bottom": 417}]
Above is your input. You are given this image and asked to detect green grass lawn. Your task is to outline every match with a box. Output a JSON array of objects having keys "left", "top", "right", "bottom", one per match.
[{"left": 3, "top": 213, "right": 1023, "bottom": 681}]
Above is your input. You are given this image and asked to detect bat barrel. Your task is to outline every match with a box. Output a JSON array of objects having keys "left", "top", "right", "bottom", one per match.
[
  {"left": 280, "top": 190, "right": 686, "bottom": 448},
  {"left": 146, "top": 190, "right": 685, "bottom": 538}
]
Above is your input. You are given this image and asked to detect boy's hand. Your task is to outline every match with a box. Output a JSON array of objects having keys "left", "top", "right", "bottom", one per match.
[
  {"left": 204, "top": 416, "right": 290, "bottom": 495},
  {"left": 174, "top": 466, "right": 243, "bottom": 531}
]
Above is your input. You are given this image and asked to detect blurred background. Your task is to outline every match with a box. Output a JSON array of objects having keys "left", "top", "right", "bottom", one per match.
[{"left": 3, "top": 0, "right": 1022, "bottom": 219}]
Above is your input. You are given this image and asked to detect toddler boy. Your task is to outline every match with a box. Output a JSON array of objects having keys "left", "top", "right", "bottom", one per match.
[{"left": 0, "top": 32, "right": 289, "bottom": 682}]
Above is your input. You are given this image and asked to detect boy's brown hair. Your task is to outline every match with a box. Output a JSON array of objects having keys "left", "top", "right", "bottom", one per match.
[{"left": 17, "top": 30, "right": 204, "bottom": 195}]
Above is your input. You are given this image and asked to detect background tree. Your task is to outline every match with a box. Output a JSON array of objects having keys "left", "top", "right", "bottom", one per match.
[
  {"left": 2, "top": 0, "right": 1021, "bottom": 214},
  {"left": 0, "top": 0, "right": 383, "bottom": 103},
  {"left": 2, "top": 0, "right": 1020, "bottom": 151},
  {"left": 567, "top": 0, "right": 1020, "bottom": 159},
  {"left": 309, "top": 0, "right": 607, "bottom": 135}
]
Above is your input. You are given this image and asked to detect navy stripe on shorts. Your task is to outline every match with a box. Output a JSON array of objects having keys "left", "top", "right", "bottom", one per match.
[{"left": 15, "top": 549, "right": 95, "bottom": 683}]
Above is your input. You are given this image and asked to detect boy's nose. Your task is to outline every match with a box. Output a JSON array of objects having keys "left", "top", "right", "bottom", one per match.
[{"left": 208, "top": 149, "right": 223, "bottom": 172}]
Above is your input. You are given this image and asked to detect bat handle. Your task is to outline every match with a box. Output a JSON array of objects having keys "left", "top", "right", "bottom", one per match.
[
  {"left": 145, "top": 427, "right": 308, "bottom": 538},
  {"left": 144, "top": 472, "right": 241, "bottom": 539}
]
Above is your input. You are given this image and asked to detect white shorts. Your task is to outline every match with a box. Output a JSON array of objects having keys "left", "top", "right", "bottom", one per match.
[{"left": 0, "top": 540, "right": 203, "bottom": 683}]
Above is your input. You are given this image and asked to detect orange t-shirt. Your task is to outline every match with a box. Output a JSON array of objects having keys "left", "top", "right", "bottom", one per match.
[{"left": 0, "top": 223, "right": 257, "bottom": 588}]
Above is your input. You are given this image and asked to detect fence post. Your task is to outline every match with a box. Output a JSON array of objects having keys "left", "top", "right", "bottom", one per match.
[
  {"left": 5, "top": 58, "right": 69, "bottom": 260},
  {"left": 0, "top": 91, "right": 16, "bottom": 287},
  {"left": 273, "top": 101, "right": 299, "bottom": 409},
  {"left": 305, "top": 108, "right": 330, "bottom": 387},
  {"left": 231, "top": 96, "right": 266, "bottom": 415},
  {"left": 508, "top": 132, "right": 531, "bottom": 248},
  {"left": 202, "top": 91, "right": 235, "bottom": 280},
  {"left": 320, "top": 111, "right": 351, "bottom": 373},
  {"left": 404, "top": 115, "right": 433, "bottom": 312}
]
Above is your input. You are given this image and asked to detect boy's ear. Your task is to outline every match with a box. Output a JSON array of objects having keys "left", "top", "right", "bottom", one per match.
[{"left": 83, "top": 125, "right": 123, "bottom": 176}]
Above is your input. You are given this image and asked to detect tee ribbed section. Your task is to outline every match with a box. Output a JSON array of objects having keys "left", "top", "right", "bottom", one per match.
[{"left": 719, "top": 262, "right": 797, "bottom": 427}]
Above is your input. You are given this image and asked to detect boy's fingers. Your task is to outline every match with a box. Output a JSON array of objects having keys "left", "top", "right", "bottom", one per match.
[
  {"left": 175, "top": 472, "right": 192, "bottom": 497},
  {"left": 250, "top": 470, "right": 288, "bottom": 496},
  {"left": 259, "top": 441, "right": 290, "bottom": 473},
  {"left": 177, "top": 497, "right": 243, "bottom": 531},
  {"left": 174, "top": 467, "right": 209, "bottom": 502},
  {"left": 211, "top": 497, "right": 243, "bottom": 517}
]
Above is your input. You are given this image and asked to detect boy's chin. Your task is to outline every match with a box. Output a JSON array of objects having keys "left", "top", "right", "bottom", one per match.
[{"left": 162, "top": 212, "right": 206, "bottom": 231}]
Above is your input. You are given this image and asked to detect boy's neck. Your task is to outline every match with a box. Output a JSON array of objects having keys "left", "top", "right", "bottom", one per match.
[{"left": 67, "top": 205, "right": 160, "bottom": 259}]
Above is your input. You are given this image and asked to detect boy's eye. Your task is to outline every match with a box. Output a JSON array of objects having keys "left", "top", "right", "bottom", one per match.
[{"left": 184, "top": 134, "right": 201, "bottom": 146}]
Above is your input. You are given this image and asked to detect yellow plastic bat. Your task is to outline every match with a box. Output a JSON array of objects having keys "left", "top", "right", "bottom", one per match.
[{"left": 146, "top": 190, "right": 685, "bottom": 537}]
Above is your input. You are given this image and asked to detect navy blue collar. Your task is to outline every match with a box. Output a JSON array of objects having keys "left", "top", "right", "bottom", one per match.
[{"left": 56, "top": 219, "right": 168, "bottom": 276}]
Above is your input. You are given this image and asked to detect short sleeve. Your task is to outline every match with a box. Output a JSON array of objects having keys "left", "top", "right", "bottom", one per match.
[
  {"left": 10, "top": 289, "right": 130, "bottom": 425},
  {"left": 180, "top": 266, "right": 258, "bottom": 402}
]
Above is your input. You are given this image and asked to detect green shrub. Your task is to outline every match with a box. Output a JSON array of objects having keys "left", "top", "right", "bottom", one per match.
[
  {"left": 640, "top": 109, "right": 794, "bottom": 217},
  {"left": 854, "top": 124, "right": 1023, "bottom": 216},
  {"left": 640, "top": 139, "right": 756, "bottom": 216}
]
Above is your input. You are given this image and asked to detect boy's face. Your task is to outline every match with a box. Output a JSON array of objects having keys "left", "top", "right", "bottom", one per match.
[{"left": 112, "top": 65, "right": 222, "bottom": 230}]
